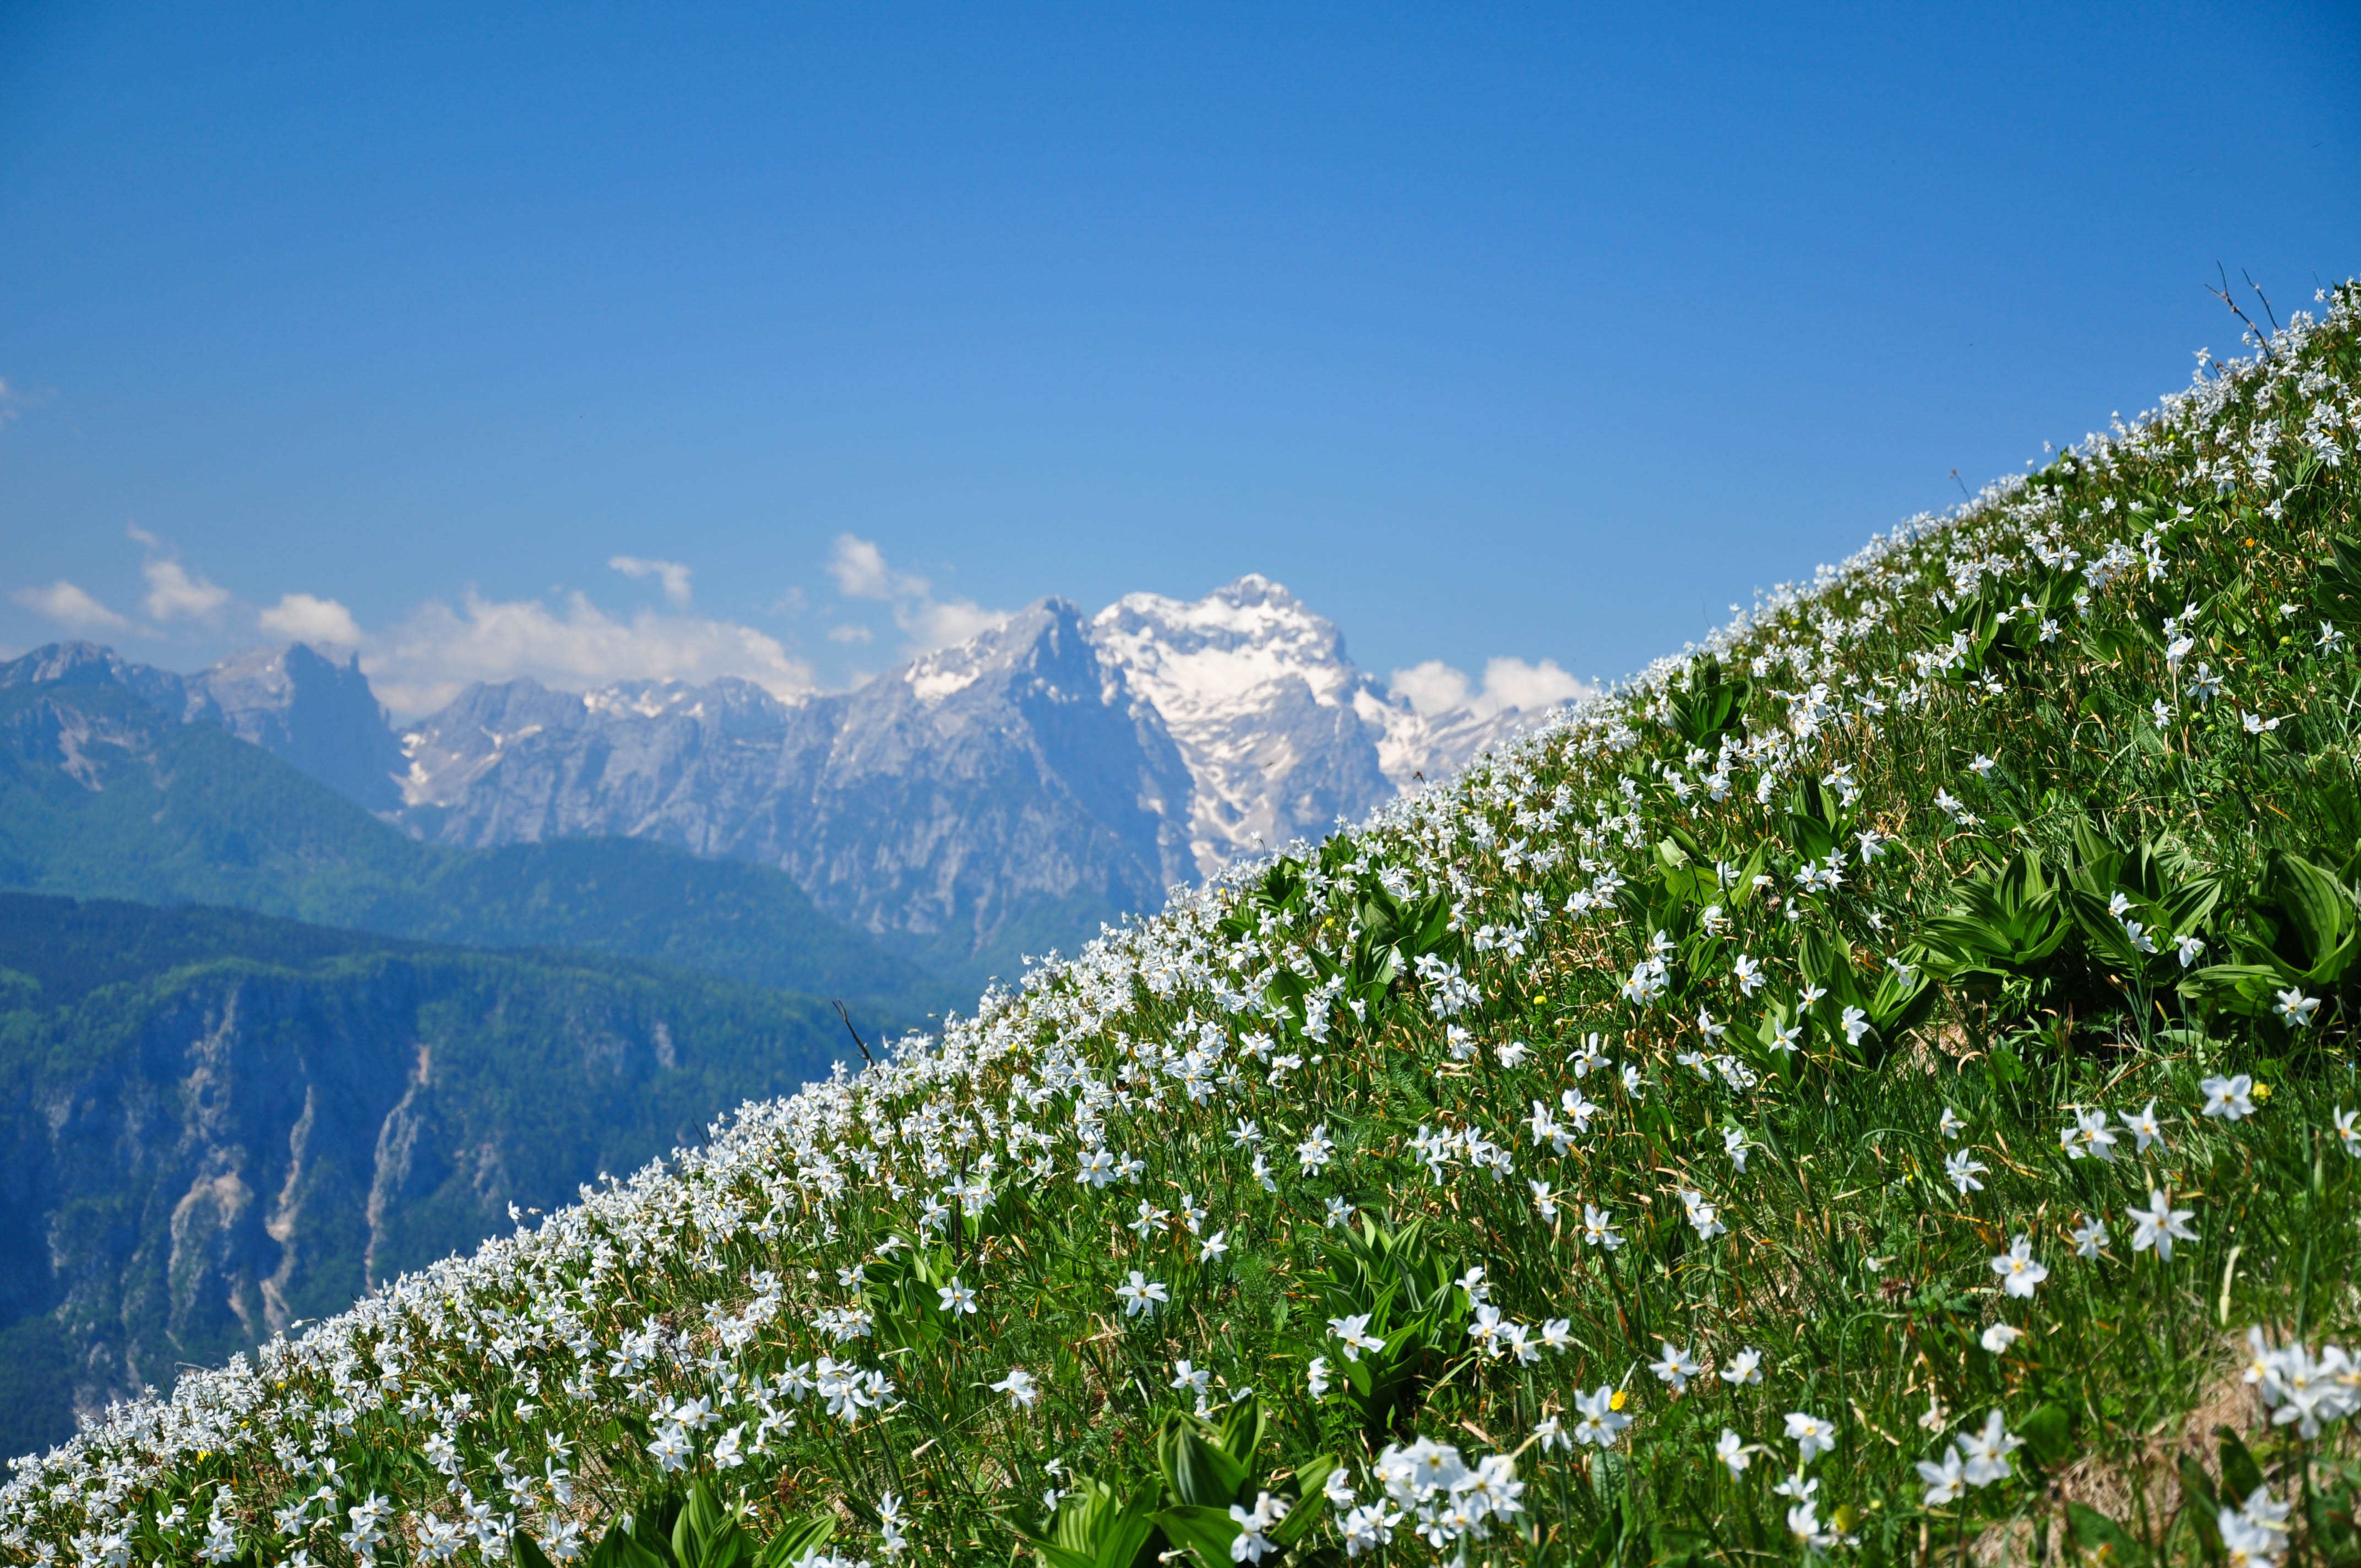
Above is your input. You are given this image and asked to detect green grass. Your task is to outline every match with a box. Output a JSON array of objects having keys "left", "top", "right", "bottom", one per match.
[{"left": 8, "top": 286, "right": 2361, "bottom": 1568}]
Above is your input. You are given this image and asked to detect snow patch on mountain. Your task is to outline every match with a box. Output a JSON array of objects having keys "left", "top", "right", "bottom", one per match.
[{"left": 1085, "top": 574, "right": 1584, "bottom": 875}]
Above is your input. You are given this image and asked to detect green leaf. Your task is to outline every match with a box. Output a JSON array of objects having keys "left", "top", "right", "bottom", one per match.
[
  {"left": 1268, "top": 1458, "right": 1335, "bottom": 1548},
  {"left": 1213, "top": 1395, "right": 1266, "bottom": 1471},
  {"left": 2216, "top": 1426, "right": 2265, "bottom": 1506},
  {"left": 2019, "top": 1403, "right": 2072, "bottom": 1469},
  {"left": 1159, "top": 1420, "right": 1249, "bottom": 1509},
  {"left": 514, "top": 1534, "right": 561, "bottom": 1568},
  {"left": 2178, "top": 1455, "right": 2224, "bottom": 1564},
  {"left": 754, "top": 1515, "right": 835, "bottom": 1568},
  {"left": 1150, "top": 1505, "right": 1241, "bottom": 1568},
  {"left": 2064, "top": 1502, "right": 2145, "bottom": 1566}
]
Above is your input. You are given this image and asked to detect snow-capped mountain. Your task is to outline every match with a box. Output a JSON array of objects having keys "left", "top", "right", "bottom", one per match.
[
  {"left": 1089, "top": 574, "right": 1531, "bottom": 874},
  {"left": 9, "top": 579, "right": 1572, "bottom": 983}
]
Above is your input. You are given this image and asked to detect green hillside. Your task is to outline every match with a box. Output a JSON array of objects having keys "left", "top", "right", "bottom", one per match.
[
  {"left": 6, "top": 289, "right": 2361, "bottom": 1566},
  {"left": 0, "top": 681, "right": 953, "bottom": 1016},
  {"left": 0, "top": 892, "right": 863, "bottom": 1459}
]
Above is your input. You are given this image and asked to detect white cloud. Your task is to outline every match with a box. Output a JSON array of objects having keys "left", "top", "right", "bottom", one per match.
[
  {"left": 0, "top": 377, "right": 47, "bottom": 432},
  {"left": 1473, "top": 656, "right": 1592, "bottom": 715},
  {"left": 897, "top": 595, "right": 1007, "bottom": 652},
  {"left": 13, "top": 579, "right": 132, "bottom": 635},
  {"left": 1389, "top": 658, "right": 1473, "bottom": 717},
  {"left": 129, "top": 529, "right": 232, "bottom": 625},
  {"left": 826, "top": 623, "right": 874, "bottom": 644},
  {"left": 367, "top": 590, "right": 817, "bottom": 716},
  {"left": 258, "top": 592, "right": 365, "bottom": 647},
  {"left": 826, "top": 534, "right": 929, "bottom": 600},
  {"left": 1390, "top": 656, "right": 1592, "bottom": 718},
  {"left": 825, "top": 533, "right": 1008, "bottom": 656},
  {"left": 609, "top": 555, "right": 694, "bottom": 607}
]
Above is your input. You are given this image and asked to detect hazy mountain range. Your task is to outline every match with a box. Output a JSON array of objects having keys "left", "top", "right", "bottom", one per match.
[{"left": 13, "top": 576, "right": 1557, "bottom": 986}]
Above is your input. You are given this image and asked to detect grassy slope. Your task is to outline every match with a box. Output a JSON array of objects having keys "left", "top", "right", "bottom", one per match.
[{"left": 7, "top": 289, "right": 2361, "bottom": 1567}]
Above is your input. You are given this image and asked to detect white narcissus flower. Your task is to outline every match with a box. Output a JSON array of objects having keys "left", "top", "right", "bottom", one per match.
[
  {"left": 1784, "top": 1411, "right": 1837, "bottom": 1464},
  {"left": 1990, "top": 1235, "right": 2048, "bottom": 1298},
  {"left": 2128, "top": 1189, "right": 2199, "bottom": 1260}
]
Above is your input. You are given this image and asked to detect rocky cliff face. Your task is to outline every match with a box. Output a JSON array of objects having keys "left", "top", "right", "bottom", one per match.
[
  {"left": 0, "top": 640, "right": 406, "bottom": 810},
  {"left": 187, "top": 643, "right": 407, "bottom": 812}
]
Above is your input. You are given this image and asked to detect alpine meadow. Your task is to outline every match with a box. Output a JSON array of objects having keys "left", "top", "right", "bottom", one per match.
[{"left": 17, "top": 285, "right": 2361, "bottom": 1568}]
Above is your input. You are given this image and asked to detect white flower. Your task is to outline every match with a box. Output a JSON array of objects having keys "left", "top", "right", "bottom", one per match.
[
  {"left": 2335, "top": 1107, "right": 2361, "bottom": 1157},
  {"left": 2222, "top": 1507, "right": 2286, "bottom": 1568},
  {"left": 1340, "top": 1503, "right": 1395, "bottom": 1557},
  {"left": 1307, "top": 1355, "right": 1331, "bottom": 1398},
  {"left": 992, "top": 1367, "right": 1040, "bottom": 1408},
  {"left": 2273, "top": 989, "right": 2320, "bottom": 1029},
  {"left": 1571, "top": 1386, "right": 1630, "bottom": 1446},
  {"left": 2062, "top": 1108, "right": 2119, "bottom": 1161},
  {"left": 2119, "top": 1098, "right": 2167, "bottom": 1154},
  {"left": 2128, "top": 1188, "right": 2198, "bottom": 1260},
  {"left": 1171, "top": 1360, "right": 1212, "bottom": 1396},
  {"left": 1201, "top": 1229, "right": 1230, "bottom": 1264},
  {"left": 1226, "top": 1491, "right": 1288, "bottom": 1563},
  {"left": 1720, "top": 1346, "right": 1764, "bottom": 1385},
  {"left": 1990, "top": 1236, "right": 2048, "bottom": 1298},
  {"left": 1980, "top": 1322, "right": 2025, "bottom": 1354},
  {"left": 937, "top": 1278, "right": 977, "bottom": 1315},
  {"left": 1115, "top": 1271, "right": 1168, "bottom": 1317},
  {"left": 1841, "top": 1005, "right": 1870, "bottom": 1048},
  {"left": 1944, "top": 1150, "right": 1988, "bottom": 1195},
  {"left": 1939, "top": 1107, "right": 1965, "bottom": 1139},
  {"left": 1328, "top": 1313, "right": 1386, "bottom": 1361},
  {"left": 1916, "top": 1446, "right": 1966, "bottom": 1506},
  {"left": 1296, "top": 1123, "right": 1336, "bottom": 1172},
  {"left": 2175, "top": 932, "right": 2207, "bottom": 967},
  {"left": 1716, "top": 1429, "right": 1752, "bottom": 1477},
  {"left": 2202, "top": 1074, "right": 2257, "bottom": 1119},
  {"left": 1956, "top": 1410, "right": 2022, "bottom": 1487},
  {"left": 2070, "top": 1215, "right": 2109, "bottom": 1259},
  {"left": 1970, "top": 754, "right": 1996, "bottom": 778},
  {"left": 1651, "top": 1342, "right": 1701, "bottom": 1393},
  {"left": 1784, "top": 1411, "right": 1837, "bottom": 1464},
  {"left": 1581, "top": 1204, "right": 1624, "bottom": 1249}
]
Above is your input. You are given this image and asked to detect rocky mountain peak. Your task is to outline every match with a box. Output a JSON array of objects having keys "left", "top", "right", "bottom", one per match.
[{"left": 189, "top": 643, "right": 406, "bottom": 812}]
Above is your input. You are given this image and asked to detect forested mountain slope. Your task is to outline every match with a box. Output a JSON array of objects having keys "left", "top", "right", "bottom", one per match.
[
  {"left": 0, "top": 895, "right": 856, "bottom": 1457},
  {"left": 0, "top": 678, "right": 950, "bottom": 1015}
]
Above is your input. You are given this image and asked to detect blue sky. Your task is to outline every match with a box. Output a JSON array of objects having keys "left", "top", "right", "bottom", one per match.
[{"left": 2, "top": 2, "right": 2357, "bottom": 715}]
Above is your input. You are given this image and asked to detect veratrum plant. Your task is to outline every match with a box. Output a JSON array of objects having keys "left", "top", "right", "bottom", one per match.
[
  {"left": 1018, "top": 1396, "right": 1339, "bottom": 1568},
  {"left": 1313, "top": 1216, "right": 1470, "bottom": 1446},
  {"left": 2200, "top": 848, "right": 2361, "bottom": 1036}
]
